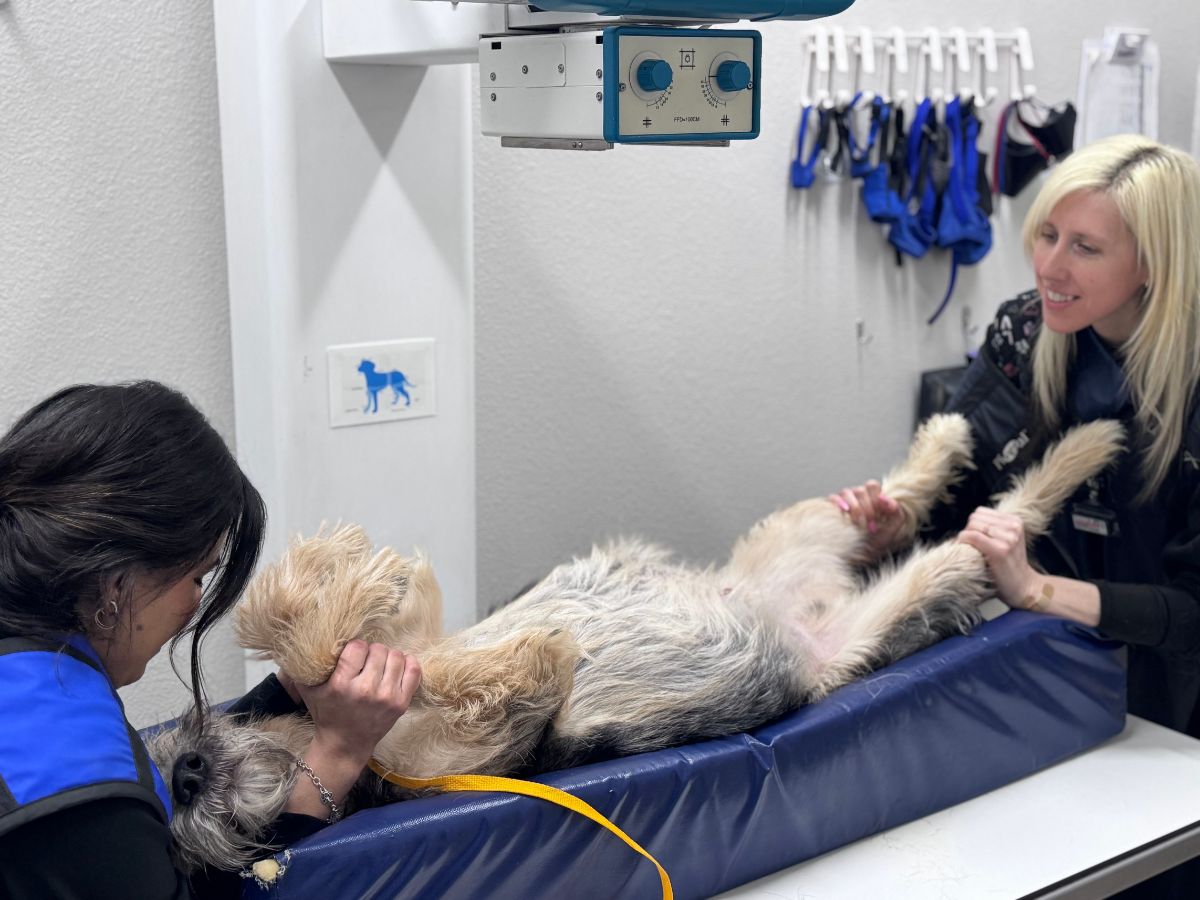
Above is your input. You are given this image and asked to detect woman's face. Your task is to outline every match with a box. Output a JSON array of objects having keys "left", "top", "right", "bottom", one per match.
[
  {"left": 92, "top": 554, "right": 220, "bottom": 688},
  {"left": 1032, "top": 189, "right": 1148, "bottom": 345}
]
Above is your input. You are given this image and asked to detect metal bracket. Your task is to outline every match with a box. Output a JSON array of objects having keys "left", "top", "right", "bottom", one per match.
[{"left": 500, "top": 136, "right": 614, "bottom": 150}]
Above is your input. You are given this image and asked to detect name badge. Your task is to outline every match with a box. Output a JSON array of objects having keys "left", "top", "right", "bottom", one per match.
[{"left": 1071, "top": 502, "right": 1119, "bottom": 538}]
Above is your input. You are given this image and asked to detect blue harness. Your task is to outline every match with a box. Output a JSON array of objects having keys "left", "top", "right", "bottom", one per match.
[
  {"left": 861, "top": 99, "right": 905, "bottom": 225},
  {"left": 887, "top": 97, "right": 938, "bottom": 259},
  {"left": 0, "top": 635, "right": 172, "bottom": 837},
  {"left": 845, "top": 94, "right": 886, "bottom": 179},
  {"left": 790, "top": 103, "right": 832, "bottom": 189},
  {"left": 937, "top": 97, "right": 991, "bottom": 262},
  {"left": 926, "top": 96, "right": 993, "bottom": 324}
]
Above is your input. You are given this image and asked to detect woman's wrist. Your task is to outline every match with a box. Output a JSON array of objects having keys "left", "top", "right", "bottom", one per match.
[
  {"left": 1013, "top": 572, "right": 1052, "bottom": 611},
  {"left": 1007, "top": 574, "right": 1102, "bottom": 627},
  {"left": 284, "top": 733, "right": 370, "bottom": 820},
  {"left": 293, "top": 755, "right": 344, "bottom": 823}
]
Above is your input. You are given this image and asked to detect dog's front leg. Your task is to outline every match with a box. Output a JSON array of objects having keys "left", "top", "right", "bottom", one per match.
[
  {"left": 236, "top": 526, "right": 445, "bottom": 687},
  {"left": 371, "top": 628, "right": 581, "bottom": 779}
]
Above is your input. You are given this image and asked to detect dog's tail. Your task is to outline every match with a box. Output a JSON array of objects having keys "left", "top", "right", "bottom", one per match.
[
  {"left": 878, "top": 413, "right": 975, "bottom": 545},
  {"left": 993, "top": 419, "right": 1125, "bottom": 538}
]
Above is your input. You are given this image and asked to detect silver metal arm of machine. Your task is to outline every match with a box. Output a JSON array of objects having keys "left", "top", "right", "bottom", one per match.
[{"left": 325, "top": 0, "right": 857, "bottom": 148}]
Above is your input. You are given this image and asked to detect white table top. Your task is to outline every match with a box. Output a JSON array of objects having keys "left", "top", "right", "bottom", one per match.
[{"left": 716, "top": 716, "right": 1200, "bottom": 899}]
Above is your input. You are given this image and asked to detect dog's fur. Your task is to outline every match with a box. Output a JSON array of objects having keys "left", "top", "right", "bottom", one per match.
[{"left": 147, "top": 414, "right": 1125, "bottom": 872}]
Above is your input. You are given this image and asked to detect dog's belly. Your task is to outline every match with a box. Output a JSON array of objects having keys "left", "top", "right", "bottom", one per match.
[{"left": 466, "top": 549, "right": 813, "bottom": 770}]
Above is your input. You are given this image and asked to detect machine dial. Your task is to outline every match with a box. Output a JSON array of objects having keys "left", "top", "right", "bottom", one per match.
[
  {"left": 706, "top": 52, "right": 753, "bottom": 104},
  {"left": 629, "top": 52, "right": 674, "bottom": 103},
  {"left": 637, "top": 59, "right": 674, "bottom": 93},
  {"left": 715, "top": 60, "right": 751, "bottom": 93}
]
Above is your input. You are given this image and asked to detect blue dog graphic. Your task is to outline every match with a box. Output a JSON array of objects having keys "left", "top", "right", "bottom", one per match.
[{"left": 358, "top": 359, "right": 415, "bottom": 413}]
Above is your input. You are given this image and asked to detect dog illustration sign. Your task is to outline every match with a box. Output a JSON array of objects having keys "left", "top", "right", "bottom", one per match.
[{"left": 327, "top": 338, "right": 436, "bottom": 428}]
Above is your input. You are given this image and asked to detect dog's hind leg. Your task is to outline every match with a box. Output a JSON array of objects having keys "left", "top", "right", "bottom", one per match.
[
  {"left": 806, "top": 541, "right": 989, "bottom": 699},
  {"left": 236, "top": 524, "right": 445, "bottom": 686},
  {"left": 806, "top": 419, "right": 1125, "bottom": 699},
  {"left": 992, "top": 419, "right": 1125, "bottom": 536}
]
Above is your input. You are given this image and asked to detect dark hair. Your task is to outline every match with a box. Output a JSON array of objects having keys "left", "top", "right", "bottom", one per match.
[{"left": 0, "top": 381, "right": 266, "bottom": 708}]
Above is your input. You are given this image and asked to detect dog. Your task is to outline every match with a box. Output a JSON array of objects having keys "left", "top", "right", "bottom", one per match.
[
  {"left": 147, "top": 414, "right": 1125, "bottom": 872},
  {"left": 357, "top": 359, "right": 415, "bottom": 412}
]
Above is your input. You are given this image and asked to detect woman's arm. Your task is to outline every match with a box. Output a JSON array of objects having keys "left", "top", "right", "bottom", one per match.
[
  {"left": 215, "top": 643, "right": 423, "bottom": 832},
  {"left": 283, "top": 640, "right": 422, "bottom": 821},
  {"left": 957, "top": 506, "right": 1101, "bottom": 623},
  {"left": 1094, "top": 580, "right": 1200, "bottom": 650},
  {"left": 956, "top": 506, "right": 1200, "bottom": 654},
  {"left": 1094, "top": 478, "right": 1200, "bottom": 652}
]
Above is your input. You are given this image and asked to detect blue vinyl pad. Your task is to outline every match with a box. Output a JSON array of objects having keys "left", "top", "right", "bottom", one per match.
[{"left": 245, "top": 611, "right": 1125, "bottom": 899}]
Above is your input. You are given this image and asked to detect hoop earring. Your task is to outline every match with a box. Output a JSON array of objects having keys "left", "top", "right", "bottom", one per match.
[{"left": 94, "top": 600, "right": 120, "bottom": 631}]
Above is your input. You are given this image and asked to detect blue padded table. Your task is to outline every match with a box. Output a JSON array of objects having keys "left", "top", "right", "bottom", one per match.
[{"left": 243, "top": 611, "right": 1125, "bottom": 899}]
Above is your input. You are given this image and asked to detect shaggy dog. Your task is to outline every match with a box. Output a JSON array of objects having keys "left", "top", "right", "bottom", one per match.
[{"left": 148, "top": 414, "right": 1124, "bottom": 872}]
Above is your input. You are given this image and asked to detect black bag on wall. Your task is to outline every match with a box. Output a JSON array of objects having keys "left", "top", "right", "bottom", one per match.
[{"left": 917, "top": 365, "right": 969, "bottom": 424}]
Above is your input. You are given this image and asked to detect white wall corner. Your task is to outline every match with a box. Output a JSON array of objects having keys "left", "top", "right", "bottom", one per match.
[{"left": 213, "top": 0, "right": 478, "bottom": 690}]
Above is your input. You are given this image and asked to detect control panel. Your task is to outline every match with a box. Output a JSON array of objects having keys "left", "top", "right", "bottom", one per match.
[
  {"left": 605, "top": 27, "right": 760, "bottom": 143},
  {"left": 478, "top": 26, "right": 761, "bottom": 148}
]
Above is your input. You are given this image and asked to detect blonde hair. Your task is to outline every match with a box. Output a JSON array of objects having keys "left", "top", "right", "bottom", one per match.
[{"left": 1020, "top": 135, "right": 1200, "bottom": 503}]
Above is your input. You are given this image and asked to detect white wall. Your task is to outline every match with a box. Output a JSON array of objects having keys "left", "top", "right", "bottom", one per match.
[
  {"left": 212, "top": 0, "right": 477, "bottom": 694},
  {"left": 473, "top": 1, "right": 1200, "bottom": 608},
  {"left": 0, "top": 0, "right": 240, "bottom": 727}
]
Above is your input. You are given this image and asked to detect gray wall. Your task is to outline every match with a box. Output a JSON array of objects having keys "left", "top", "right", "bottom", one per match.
[
  {"left": 0, "top": 0, "right": 239, "bottom": 727},
  {"left": 472, "top": 1, "right": 1200, "bottom": 610}
]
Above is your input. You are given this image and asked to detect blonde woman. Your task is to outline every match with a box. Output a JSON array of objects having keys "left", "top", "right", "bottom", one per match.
[
  {"left": 838, "top": 134, "right": 1200, "bottom": 726},
  {"left": 836, "top": 134, "right": 1200, "bottom": 894}
]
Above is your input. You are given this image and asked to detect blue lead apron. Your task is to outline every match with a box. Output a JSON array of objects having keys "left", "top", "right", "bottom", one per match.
[{"left": 0, "top": 634, "right": 172, "bottom": 837}]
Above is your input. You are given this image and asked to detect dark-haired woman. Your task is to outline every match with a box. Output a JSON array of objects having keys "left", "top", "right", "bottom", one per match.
[{"left": 0, "top": 381, "right": 422, "bottom": 899}]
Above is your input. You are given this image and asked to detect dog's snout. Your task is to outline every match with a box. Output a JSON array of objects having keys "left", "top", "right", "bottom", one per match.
[{"left": 171, "top": 751, "right": 209, "bottom": 806}]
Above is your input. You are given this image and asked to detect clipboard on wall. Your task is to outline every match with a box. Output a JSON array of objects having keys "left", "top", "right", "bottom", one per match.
[{"left": 1075, "top": 27, "right": 1159, "bottom": 145}]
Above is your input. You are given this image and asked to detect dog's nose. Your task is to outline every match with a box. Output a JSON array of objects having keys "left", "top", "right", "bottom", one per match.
[{"left": 171, "top": 751, "right": 209, "bottom": 806}]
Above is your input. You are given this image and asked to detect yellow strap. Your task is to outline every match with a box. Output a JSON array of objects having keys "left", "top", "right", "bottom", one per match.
[{"left": 367, "top": 758, "right": 673, "bottom": 900}]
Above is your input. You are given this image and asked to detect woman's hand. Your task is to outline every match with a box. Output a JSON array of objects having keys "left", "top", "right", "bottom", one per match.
[
  {"left": 297, "top": 640, "right": 422, "bottom": 760},
  {"left": 284, "top": 640, "right": 422, "bottom": 820},
  {"left": 956, "top": 508, "right": 1040, "bottom": 609},
  {"left": 829, "top": 480, "right": 908, "bottom": 561}
]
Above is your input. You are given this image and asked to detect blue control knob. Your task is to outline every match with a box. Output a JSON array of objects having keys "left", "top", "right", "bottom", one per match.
[
  {"left": 715, "top": 60, "right": 752, "bottom": 93},
  {"left": 636, "top": 59, "right": 673, "bottom": 93}
]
